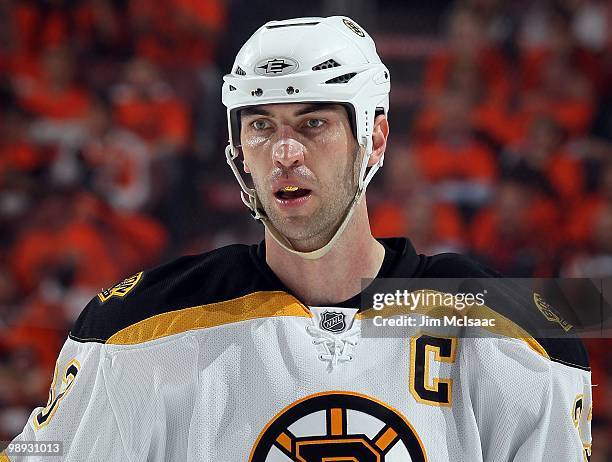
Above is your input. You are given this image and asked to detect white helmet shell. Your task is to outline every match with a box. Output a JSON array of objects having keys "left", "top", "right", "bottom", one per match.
[
  {"left": 222, "top": 16, "right": 390, "bottom": 151},
  {"left": 222, "top": 16, "right": 390, "bottom": 260}
]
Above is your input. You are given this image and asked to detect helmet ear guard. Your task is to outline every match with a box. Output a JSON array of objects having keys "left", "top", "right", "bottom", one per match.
[
  {"left": 225, "top": 143, "right": 270, "bottom": 225},
  {"left": 222, "top": 16, "right": 390, "bottom": 259}
]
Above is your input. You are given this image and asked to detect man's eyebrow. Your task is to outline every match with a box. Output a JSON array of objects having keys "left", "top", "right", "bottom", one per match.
[
  {"left": 294, "top": 103, "right": 340, "bottom": 116},
  {"left": 240, "top": 104, "right": 341, "bottom": 118},
  {"left": 240, "top": 107, "right": 272, "bottom": 117}
]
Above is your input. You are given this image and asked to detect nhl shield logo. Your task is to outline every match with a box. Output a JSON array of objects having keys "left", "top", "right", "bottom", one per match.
[{"left": 320, "top": 310, "right": 346, "bottom": 333}]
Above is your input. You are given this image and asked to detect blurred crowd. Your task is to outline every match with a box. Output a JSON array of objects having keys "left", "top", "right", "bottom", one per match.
[
  {"left": 369, "top": 2, "right": 612, "bottom": 457},
  {"left": 372, "top": 1, "right": 612, "bottom": 277},
  {"left": 0, "top": 0, "right": 611, "bottom": 457}
]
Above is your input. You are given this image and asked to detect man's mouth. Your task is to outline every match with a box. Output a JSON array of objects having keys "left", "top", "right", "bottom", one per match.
[{"left": 274, "top": 185, "right": 312, "bottom": 200}]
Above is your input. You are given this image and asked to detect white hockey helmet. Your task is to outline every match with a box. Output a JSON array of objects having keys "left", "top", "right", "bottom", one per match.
[{"left": 222, "top": 16, "right": 390, "bottom": 259}]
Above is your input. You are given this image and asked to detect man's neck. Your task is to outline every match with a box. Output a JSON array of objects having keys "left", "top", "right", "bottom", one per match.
[{"left": 265, "top": 204, "right": 386, "bottom": 306}]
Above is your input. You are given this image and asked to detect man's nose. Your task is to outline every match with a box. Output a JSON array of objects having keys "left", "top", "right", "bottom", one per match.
[{"left": 271, "top": 128, "right": 305, "bottom": 169}]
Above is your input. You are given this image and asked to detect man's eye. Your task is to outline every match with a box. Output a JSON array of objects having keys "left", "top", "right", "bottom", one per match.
[
  {"left": 251, "top": 120, "right": 270, "bottom": 130},
  {"left": 306, "top": 119, "right": 324, "bottom": 129}
]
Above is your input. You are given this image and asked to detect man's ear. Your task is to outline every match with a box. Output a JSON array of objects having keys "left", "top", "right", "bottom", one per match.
[{"left": 368, "top": 114, "right": 389, "bottom": 166}]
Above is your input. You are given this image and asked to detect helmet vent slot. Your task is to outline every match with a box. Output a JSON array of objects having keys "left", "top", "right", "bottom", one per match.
[
  {"left": 325, "top": 72, "right": 357, "bottom": 84},
  {"left": 235, "top": 66, "right": 246, "bottom": 76},
  {"left": 266, "top": 22, "right": 319, "bottom": 29},
  {"left": 312, "top": 59, "right": 341, "bottom": 71}
]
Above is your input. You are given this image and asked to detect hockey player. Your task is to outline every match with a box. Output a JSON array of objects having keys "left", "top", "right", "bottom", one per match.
[{"left": 4, "top": 16, "right": 591, "bottom": 461}]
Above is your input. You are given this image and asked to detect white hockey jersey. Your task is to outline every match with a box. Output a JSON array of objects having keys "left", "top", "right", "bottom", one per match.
[{"left": 4, "top": 239, "right": 592, "bottom": 461}]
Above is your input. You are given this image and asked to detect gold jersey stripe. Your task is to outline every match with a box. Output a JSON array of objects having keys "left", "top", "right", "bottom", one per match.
[
  {"left": 375, "top": 427, "right": 398, "bottom": 451},
  {"left": 107, "top": 291, "right": 310, "bottom": 345},
  {"left": 275, "top": 432, "right": 292, "bottom": 452},
  {"left": 330, "top": 408, "right": 344, "bottom": 435},
  {"left": 357, "top": 290, "right": 550, "bottom": 360}
]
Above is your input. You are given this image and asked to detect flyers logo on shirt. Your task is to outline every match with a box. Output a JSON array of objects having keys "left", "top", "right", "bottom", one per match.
[
  {"left": 250, "top": 391, "right": 427, "bottom": 461},
  {"left": 97, "top": 272, "right": 143, "bottom": 303}
]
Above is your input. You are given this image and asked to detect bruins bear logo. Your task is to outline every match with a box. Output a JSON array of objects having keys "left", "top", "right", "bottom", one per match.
[
  {"left": 250, "top": 391, "right": 427, "bottom": 461},
  {"left": 98, "top": 272, "right": 143, "bottom": 303},
  {"left": 343, "top": 18, "right": 365, "bottom": 38}
]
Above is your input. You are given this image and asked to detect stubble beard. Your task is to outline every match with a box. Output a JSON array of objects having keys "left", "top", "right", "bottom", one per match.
[{"left": 254, "top": 146, "right": 361, "bottom": 250}]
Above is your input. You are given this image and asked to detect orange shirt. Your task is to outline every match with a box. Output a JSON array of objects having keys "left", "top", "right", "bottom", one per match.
[
  {"left": 19, "top": 79, "right": 91, "bottom": 120},
  {"left": 2, "top": 296, "right": 68, "bottom": 374},
  {"left": 371, "top": 201, "right": 464, "bottom": 244},
  {"left": 414, "top": 139, "right": 497, "bottom": 183},
  {"left": 105, "top": 211, "right": 168, "bottom": 273},
  {"left": 413, "top": 98, "right": 515, "bottom": 145},
  {"left": 1, "top": 52, "right": 40, "bottom": 80},
  {"left": 130, "top": 0, "right": 227, "bottom": 67},
  {"left": 10, "top": 3, "right": 103, "bottom": 51},
  {"left": 424, "top": 49, "right": 510, "bottom": 100},
  {"left": 518, "top": 94, "right": 594, "bottom": 138},
  {"left": 566, "top": 196, "right": 607, "bottom": 246},
  {"left": 470, "top": 196, "right": 560, "bottom": 257},
  {"left": 520, "top": 47, "right": 605, "bottom": 95},
  {"left": 546, "top": 152, "right": 585, "bottom": 202},
  {"left": 0, "top": 142, "right": 42, "bottom": 175},
  {"left": 11, "top": 220, "right": 120, "bottom": 292},
  {"left": 113, "top": 94, "right": 190, "bottom": 148},
  {"left": 505, "top": 149, "right": 585, "bottom": 203}
]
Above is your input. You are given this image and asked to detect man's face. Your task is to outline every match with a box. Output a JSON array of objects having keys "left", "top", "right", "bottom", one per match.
[{"left": 239, "top": 103, "right": 360, "bottom": 248}]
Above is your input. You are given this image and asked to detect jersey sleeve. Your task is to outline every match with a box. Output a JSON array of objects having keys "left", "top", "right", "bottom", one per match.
[
  {"left": 512, "top": 358, "right": 592, "bottom": 462},
  {"left": 463, "top": 337, "right": 592, "bottom": 462},
  {"left": 2, "top": 336, "right": 127, "bottom": 462}
]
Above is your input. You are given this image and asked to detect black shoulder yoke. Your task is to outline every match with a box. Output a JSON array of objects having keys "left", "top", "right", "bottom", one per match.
[
  {"left": 417, "top": 252, "right": 590, "bottom": 371},
  {"left": 70, "top": 244, "right": 286, "bottom": 343}
]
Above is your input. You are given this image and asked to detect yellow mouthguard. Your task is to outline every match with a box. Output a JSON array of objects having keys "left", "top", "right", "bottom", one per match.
[{"left": 282, "top": 186, "right": 299, "bottom": 192}]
